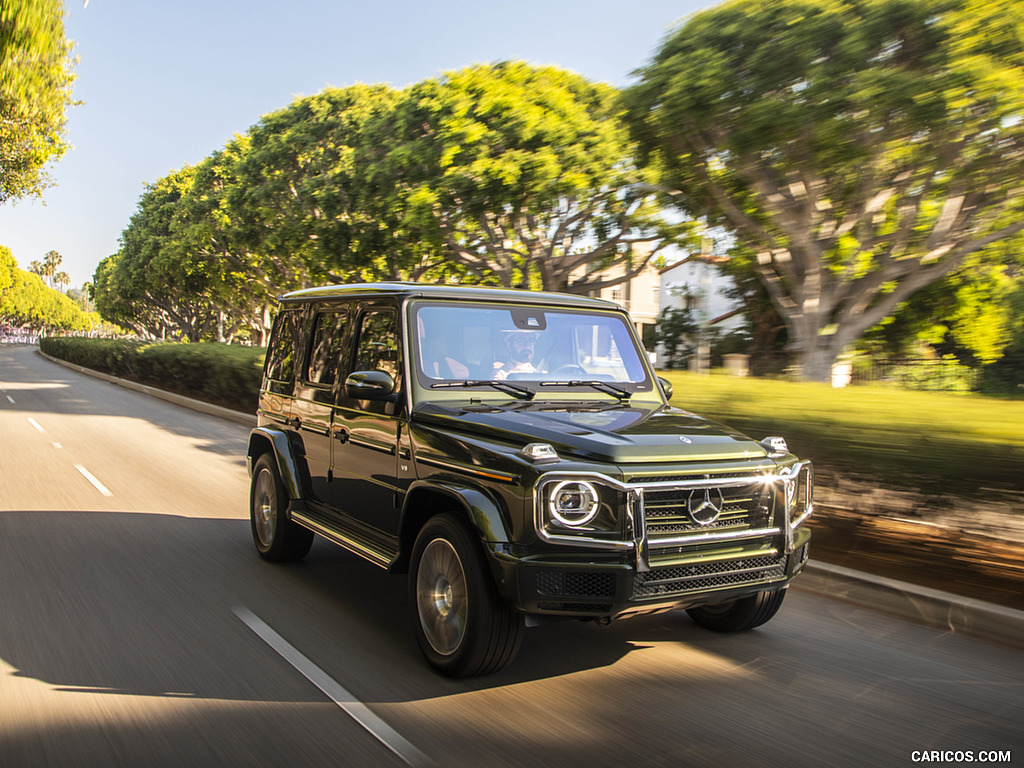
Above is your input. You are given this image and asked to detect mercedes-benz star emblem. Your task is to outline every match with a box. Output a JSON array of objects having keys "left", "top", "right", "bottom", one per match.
[{"left": 687, "top": 487, "right": 725, "bottom": 525}]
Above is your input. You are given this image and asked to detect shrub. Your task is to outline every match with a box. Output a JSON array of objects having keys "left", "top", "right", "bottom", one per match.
[{"left": 40, "top": 337, "right": 266, "bottom": 412}]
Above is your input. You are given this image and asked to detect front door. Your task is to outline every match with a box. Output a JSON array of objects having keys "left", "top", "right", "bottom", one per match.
[{"left": 332, "top": 304, "right": 403, "bottom": 535}]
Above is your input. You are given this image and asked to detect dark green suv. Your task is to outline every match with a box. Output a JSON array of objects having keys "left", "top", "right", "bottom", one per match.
[{"left": 247, "top": 283, "right": 813, "bottom": 676}]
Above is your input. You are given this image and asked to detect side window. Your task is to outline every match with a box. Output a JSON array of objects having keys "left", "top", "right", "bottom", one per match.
[
  {"left": 354, "top": 309, "right": 400, "bottom": 382},
  {"left": 264, "top": 309, "right": 301, "bottom": 383},
  {"left": 304, "top": 309, "right": 350, "bottom": 387}
]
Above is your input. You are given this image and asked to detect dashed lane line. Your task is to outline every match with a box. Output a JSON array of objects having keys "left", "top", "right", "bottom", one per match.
[
  {"left": 232, "top": 606, "right": 432, "bottom": 768},
  {"left": 75, "top": 464, "right": 114, "bottom": 497},
  {"left": 27, "top": 417, "right": 45, "bottom": 432}
]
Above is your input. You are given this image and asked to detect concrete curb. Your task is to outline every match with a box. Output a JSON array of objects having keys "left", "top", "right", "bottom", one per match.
[
  {"left": 37, "top": 349, "right": 256, "bottom": 427},
  {"left": 796, "top": 560, "right": 1024, "bottom": 650},
  {"left": 35, "top": 348, "right": 1024, "bottom": 651}
]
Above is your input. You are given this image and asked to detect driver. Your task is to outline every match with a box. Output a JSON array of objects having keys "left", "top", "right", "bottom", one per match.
[{"left": 493, "top": 331, "right": 538, "bottom": 380}]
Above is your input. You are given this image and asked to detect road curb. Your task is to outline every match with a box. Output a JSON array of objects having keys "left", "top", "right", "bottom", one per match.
[
  {"left": 37, "top": 349, "right": 257, "bottom": 427},
  {"left": 34, "top": 347, "right": 1024, "bottom": 650},
  {"left": 796, "top": 560, "right": 1024, "bottom": 650}
]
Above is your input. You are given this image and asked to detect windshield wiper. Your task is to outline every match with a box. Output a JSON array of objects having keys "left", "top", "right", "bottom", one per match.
[
  {"left": 431, "top": 379, "right": 536, "bottom": 401},
  {"left": 540, "top": 380, "right": 632, "bottom": 403}
]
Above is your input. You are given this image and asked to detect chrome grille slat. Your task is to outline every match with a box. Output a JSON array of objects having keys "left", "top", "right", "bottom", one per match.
[{"left": 636, "top": 475, "right": 773, "bottom": 540}]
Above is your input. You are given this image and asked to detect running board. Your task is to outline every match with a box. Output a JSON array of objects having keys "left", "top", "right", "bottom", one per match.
[{"left": 290, "top": 506, "right": 393, "bottom": 570}]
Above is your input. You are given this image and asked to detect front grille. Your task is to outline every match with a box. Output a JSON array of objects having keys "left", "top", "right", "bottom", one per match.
[
  {"left": 633, "top": 554, "right": 787, "bottom": 598},
  {"left": 639, "top": 479, "right": 772, "bottom": 537},
  {"left": 536, "top": 570, "right": 614, "bottom": 597}
]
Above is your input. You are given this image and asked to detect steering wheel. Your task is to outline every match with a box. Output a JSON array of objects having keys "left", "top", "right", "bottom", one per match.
[{"left": 553, "top": 364, "right": 588, "bottom": 376}]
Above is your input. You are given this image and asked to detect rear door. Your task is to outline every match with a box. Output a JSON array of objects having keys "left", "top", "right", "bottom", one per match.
[{"left": 292, "top": 306, "right": 351, "bottom": 507}]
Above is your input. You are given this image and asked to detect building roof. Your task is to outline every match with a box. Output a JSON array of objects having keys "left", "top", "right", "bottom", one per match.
[{"left": 658, "top": 254, "right": 731, "bottom": 275}]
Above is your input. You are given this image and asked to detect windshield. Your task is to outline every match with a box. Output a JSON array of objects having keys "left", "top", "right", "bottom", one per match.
[{"left": 411, "top": 301, "right": 656, "bottom": 401}]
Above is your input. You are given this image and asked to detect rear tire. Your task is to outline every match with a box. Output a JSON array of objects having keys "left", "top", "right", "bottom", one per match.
[
  {"left": 250, "top": 454, "right": 314, "bottom": 562},
  {"left": 686, "top": 588, "right": 786, "bottom": 632},
  {"left": 409, "top": 514, "right": 523, "bottom": 677}
]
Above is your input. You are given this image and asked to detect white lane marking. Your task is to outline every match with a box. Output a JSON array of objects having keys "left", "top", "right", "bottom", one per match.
[
  {"left": 52, "top": 442, "right": 63, "bottom": 449},
  {"left": 27, "top": 417, "right": 45, "bottom": 432},
  {"left": 5, "top": 395, "right": 13, "bottom": 404},
  {"left": 232, "top": 606, "right": 431, "bottom": 767},
  {"left": 75, "top": 465, "right": 113, "bottom": 497}
]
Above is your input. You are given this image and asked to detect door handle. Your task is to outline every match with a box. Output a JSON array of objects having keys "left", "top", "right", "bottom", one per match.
[{"left": 333, "top": 426, "right": 349, "bottom": 443}]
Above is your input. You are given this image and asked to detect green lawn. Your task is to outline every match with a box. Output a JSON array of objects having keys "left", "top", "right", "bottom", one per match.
[{"left": 658, "top": 371, "right": 1024, "bottom": 497}]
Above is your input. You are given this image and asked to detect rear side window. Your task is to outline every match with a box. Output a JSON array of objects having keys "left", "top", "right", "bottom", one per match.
[
  {"left": 305, "top": 309, "right": 351, "bottom": 387},
  {"left": 264, "top": 309, "right": 302, "bottom": 384}
]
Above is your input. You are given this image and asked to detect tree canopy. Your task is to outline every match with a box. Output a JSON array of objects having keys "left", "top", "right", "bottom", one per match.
[
  {"left": 0, "top": 0, "right": 76, "bottom": 204},
  {"left": 96, "top": 63, "right": 681, "bottom": 342},
  {"left": 1, "top": 244, "right": 95, "bottom": 331},
  {"left": 626, "top": 0, "right": 1024, "bottom": 380},
  {"left": 396, "top": 62, "right": 682, "bottom": 292}
]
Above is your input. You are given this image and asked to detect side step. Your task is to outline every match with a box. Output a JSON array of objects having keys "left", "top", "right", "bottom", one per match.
[{"left": 289, "top": 503, "right": 395, "bottom": 570}]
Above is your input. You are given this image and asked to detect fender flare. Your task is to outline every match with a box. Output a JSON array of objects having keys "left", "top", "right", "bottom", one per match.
[
  {"left": 247, "top": 427, "right": 304, "bottom": 501},
  {"left": 394, "top": 477, "right": 515, "bottom": 574}
]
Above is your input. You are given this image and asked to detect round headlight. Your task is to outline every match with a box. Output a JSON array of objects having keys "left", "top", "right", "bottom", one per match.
[{"left": 548, "top": 481, "right": 599, "bottom": 527}]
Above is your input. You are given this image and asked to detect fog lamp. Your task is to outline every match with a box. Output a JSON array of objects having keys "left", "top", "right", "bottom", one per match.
[{"left": 548, "top": 481, "right": 599, "bottom": 527}]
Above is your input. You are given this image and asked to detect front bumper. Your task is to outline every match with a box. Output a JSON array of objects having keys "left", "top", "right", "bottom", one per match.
[{"left": 504, "top": 527, "right": 811, "bottom": 620}]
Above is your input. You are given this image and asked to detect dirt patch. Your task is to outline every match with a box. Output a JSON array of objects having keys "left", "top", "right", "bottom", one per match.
[{"left": 808, "top": 470, "right": 1024, "bottom": 612}]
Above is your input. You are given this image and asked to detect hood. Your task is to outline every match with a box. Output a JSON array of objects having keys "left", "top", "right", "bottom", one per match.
[{"left": 411, "top": 400, "right": 769, "bottom": 464}]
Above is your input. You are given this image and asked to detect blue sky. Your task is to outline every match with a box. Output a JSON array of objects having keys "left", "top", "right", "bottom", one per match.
[{"left": 1, "top": 0, "right": 709, "bottom": 288}]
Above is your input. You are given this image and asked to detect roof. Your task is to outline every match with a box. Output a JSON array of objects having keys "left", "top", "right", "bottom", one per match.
[
  {"left": 279, "top": 282, "right": 620, "bottom": 310},
  {"left": 658, "top": 254, "right": 731, "bottom": 275}
]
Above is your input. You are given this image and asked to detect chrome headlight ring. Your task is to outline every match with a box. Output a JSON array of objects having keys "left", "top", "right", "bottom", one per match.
[{"left": 548, "top": 480, "right": 600, "bottom": 527}]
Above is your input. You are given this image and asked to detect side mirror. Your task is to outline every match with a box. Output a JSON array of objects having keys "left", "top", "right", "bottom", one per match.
[
  {"left": 344, "top": 370, "right": 397, "bottom": 400},
  {"left": 657, "top": 376, "right": 674, "bottom": 401}
]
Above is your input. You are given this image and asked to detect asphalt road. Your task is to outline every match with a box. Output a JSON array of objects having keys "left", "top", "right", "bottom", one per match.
[{"left": 1, "top": 345, "right": 1022, "bottom": 768}]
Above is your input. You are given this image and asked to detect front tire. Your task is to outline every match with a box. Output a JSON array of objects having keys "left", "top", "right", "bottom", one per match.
[
  {"left": 686, "top": 588, "right": 786, "bottom": 632},
  {"left": 250, "top": 454, "right": 314, "bottom": 562},
  {"left": 409, "top": 514, "right": 523, "bottom": 677}
]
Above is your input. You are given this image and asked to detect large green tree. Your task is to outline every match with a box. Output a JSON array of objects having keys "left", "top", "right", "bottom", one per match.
[
  {"left": 626, "top": 0, "right": 1024, "bottom": 381},
  {"left": 0, "top": 0, "right": 76, "bottom": 204},
  {"left": 228, "top": 85, "right": 405, "bottom": 289},
  {"left": 94, "top": 168, "right": 227, "bottom": 341},
  {"left": 396, "top": 62, "right": 685, "bottom": 292}
]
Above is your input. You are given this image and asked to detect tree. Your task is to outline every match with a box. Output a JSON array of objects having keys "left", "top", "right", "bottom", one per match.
[
  {"left": 95, "top": 168, "right": 228, "bottom": 341},
  {"left": 1, "top": 246, "right": 94, "bottom": 332},
  {"left": 626, "top": 0, "right": 1024, "bottom": 381},
  {"left": 0, "top": 244, "right": 17, "bottom": 292},
  {"left": 654, "top": 305, "right": 699, "bottom": 368},
  {"left": 0, "top": 0, "right": 76, "bottom": 204},
  {"left": 29, "top": 248, "right": 63, "bottom": 288},
  {"left": 396, "top": 62, "right": 687, "bottom": 292},
  {"left": 229, "top": 85, "right": 405, "bottom": 290}
]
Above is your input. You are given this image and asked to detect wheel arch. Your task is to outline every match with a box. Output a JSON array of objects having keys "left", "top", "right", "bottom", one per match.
[
  {"left": 392, "top": 479, "right": 512, "bottom": 574},
  {"left": 247, "top": 427, "right": 304, "bottom": 501}
]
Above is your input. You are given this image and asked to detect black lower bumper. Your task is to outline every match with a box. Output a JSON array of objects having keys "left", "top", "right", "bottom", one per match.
[{"left": 497, "top": 528, "right": 812, "bottom": 621}]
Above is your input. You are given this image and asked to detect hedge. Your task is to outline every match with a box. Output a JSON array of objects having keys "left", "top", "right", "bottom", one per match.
[{"left": 40, "top": 337, "right": 265, "bottom": 413}]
